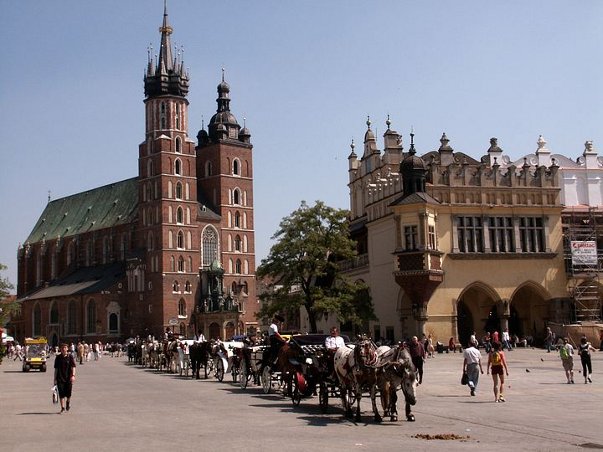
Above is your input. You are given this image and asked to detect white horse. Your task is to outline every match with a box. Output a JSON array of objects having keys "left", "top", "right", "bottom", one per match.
[
  {"left": 375, "top": 345, "right": 418, "bottom": 422},
  {"left": 334, "top": 338, "right": 381, "bottom": 422}
]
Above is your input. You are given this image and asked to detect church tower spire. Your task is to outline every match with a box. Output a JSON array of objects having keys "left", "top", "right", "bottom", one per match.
[{"left": 144, "top": 0, "right": 189, "bottom": 98}]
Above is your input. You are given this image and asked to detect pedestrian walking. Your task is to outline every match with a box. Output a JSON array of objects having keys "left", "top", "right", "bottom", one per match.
[
  {"left": 13, "top": 343, "right": 22, "bottom": 361},
  {"left": 502, "top": 328, "right": 512, "bottom": 351},
  {"left": 487, "top": 341, "right": 509, "bottom": 402},
  {"left": 463, "top": 339, "right": 484, "bottom": 396},
  {"left": 578, "top": 337, "right": 596, "bottom": 384},
  {"left": 559, "top": 337, "right": 575, "bottom": 384},
  {"left": 54, "top": 343, "right": 76, "bottom": 414},
  {"left": 483, "top": 332, "right": 492, "bottom": 353},
  {"left": 408, "top": 336, "right": 426, "bottom": 384},
  {"left": 545, "top": 327, "right": 554, "bottom": 353}
]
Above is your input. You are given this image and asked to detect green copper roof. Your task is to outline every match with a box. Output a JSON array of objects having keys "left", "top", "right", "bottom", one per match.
[{"left": 25, "top": 178, "right": 138, "bottom": 244}]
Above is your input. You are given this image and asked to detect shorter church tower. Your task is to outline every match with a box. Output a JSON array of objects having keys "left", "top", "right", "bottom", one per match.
[{"left": 196, "top": 73, "right": 258, "bottom": 334}]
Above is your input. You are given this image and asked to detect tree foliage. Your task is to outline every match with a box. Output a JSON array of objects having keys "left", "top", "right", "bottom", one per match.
[
  {"left": 0, "top": 263, "right": 17, "bottom": 326},
  {"left": 257, "top": 201, "right": 375, "bottom": 333}
]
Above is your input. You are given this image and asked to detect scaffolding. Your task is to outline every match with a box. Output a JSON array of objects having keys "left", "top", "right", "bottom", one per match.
[{"left": 563, "top": 207, "right": 602, "bottom": 323}]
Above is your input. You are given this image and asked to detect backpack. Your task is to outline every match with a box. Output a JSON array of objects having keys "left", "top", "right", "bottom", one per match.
[
  {"left": 559, "top": 345, "right": 569, "bottom": 360},
  {"left": 491, "top": 351, "right": 501, "bottom": 366}
]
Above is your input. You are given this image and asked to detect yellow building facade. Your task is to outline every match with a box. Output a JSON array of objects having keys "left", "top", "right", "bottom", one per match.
[{"left": 343, "top": 120, "right": 571, "bottom": 346}]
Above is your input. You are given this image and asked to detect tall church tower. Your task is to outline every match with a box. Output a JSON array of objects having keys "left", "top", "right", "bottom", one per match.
[
  {"left": 136, "top": 4, "right": 199, "bottom": 332},
  {"left": 196, "top": 73, "right": 257, "bottom": 331}
]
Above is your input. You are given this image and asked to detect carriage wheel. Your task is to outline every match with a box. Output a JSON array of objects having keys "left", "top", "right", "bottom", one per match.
[
  {"left": 319, "top": 382, "right": 329, "bottom": 413},
  {"left": 240, "top": 365, "right": 249, "bottom": 390},
  {"left": 291, "top": 374, "right": 302, "bottom": 407},
  {"left": 262, "top": 366, "right": 272, "bottom": 394},
  {"left": 216, "top": 359, "right": 224, "bottom": 382}
]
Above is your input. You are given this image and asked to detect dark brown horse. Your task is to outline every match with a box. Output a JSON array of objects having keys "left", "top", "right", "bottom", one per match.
[
  {"left": 375, "top": 345, "right": 417, "bottom": 422},
  {"left": 189, "top": 342, "right": 211, "bottom": 379}
]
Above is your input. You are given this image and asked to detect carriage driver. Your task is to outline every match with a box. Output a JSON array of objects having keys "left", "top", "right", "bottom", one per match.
[
  {"left": 325, "top": 327, "right": 345, "bottom": 351},
  {"left": 325, "top": 327, "right": 345, "bottom": 375},
  {"left": 269, "top": 314, "right": 287, "bottom": 365},
  {"left": 195, "top": 330, "right": 206, "bottom": 343}
]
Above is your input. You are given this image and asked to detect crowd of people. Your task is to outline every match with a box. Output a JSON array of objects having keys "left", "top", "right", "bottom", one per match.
[{"left": 4, "top": 322, "right": 601, "bottom": 415}]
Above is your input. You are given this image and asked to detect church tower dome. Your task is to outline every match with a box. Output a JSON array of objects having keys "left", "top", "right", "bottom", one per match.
[{"left": 400, "top": 131, "right": 427, "bottom": 195}]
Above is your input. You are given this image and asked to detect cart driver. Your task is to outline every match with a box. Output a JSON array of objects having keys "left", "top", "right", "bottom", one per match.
[
  {"left": 269, "top": 314, "right": 287, "bottom": 365},
  {"left": 325, "top": 327, "right": 345, "bottom": 351},
  {"left": 325, "top": 327, "right": 345, "bottom": 375}
]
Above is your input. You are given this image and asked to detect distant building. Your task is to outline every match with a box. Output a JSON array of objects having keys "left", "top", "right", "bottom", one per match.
[
  {"left": 16, "top": 5, "right": 258, "bottom": 347},
  {"left": 336, "top": 117, "right": 601, "bottom": 346}
]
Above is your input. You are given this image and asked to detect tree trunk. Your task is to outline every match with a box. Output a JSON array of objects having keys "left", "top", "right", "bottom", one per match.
[{"left": 307, "top": 309, "right": 318, "bottom": 333}]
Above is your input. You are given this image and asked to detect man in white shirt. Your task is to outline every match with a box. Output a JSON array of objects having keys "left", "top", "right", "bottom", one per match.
[
  {"left": 462, "top": 339, "right": 484, "bottom": 396},
  {"left": 195, "top": 331, "right": 206, "bottom": 343},
  {"left": 325, "top": 327, "right": 345, "bottom": 350},
  {"left": 268, "top": 315, "right": 287, "bottom": 364},
  {"left": 502, "top": 328, "right": 512, "bottom": 351}
]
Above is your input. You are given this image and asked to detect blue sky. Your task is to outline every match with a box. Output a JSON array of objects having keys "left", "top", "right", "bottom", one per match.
[{"left": 1, "top": 1, "right": 602, "bottom": 290}]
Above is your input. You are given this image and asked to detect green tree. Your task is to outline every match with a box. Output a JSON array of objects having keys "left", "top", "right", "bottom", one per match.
[
  {"left": 0, "top": 263, "right": 16, "bottom": 325},
  {"left": 257, "top": 201, "right": 375, "bottom": 333},
  {"left": 0, "top": 263, "right": 17, "bottom": 362}
]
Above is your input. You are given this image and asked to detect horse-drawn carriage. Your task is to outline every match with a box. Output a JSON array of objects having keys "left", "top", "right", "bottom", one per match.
[{"left": 258, "top": 334, "right": 345, "bottom": 410}]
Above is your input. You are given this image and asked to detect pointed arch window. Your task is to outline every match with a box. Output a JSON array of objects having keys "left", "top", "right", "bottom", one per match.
[
  {"left": 177, "top": 230, "right": 185, "bottom": 249},
  {"left": 235, "top": 259, "right": 242, "bottom": 274},
  {"left": 175, "top": 182, "right": 183, "bottom": 199},
  {"left": 178, "top": 298, "right": 186, "bottom": 317},
  {"left": 160, "top": 102, "right": 167, "bottom": 129},
  {"left": 49, "top": 301, "right": 59, "bottom": 324},
  {"left": 67, "top": 301, "right": 76, "bottom": 334},
  {"left": 67, "top": 241, "right": 76, "bottom": 266},
  {"left": 205, "top": 161, "right": 213, "bottom": 177},
  {"left": 176, "top": 207, "right": 184, "bottom": 224},
  {"left": 233, "top": 188, "right": 241, "bottom": 205},
  {"left": 234, "top": 235, "right": 242, "bottom": 252},
  {"left": 185, "top": 281, "right": 191, "bottom": 293},
  {"left": 87, "top": 299, "right": 97, "bottom": 334},
  {"left": 234, "top": 211, "right": 241, "bottom": 228},
  {"left": 202, "top": 227, "right": 218, "bottom": 267},
  {"left": 173, "top": 280, "right": 180, "bottom": 292},
  {"left": 175, "top": 104, "right": 181, "bottom": 131},
  {"left": 175, "top": 159, "right": 182, "bottom": 175},
  {"left": 33, "top": 303, "right": 41, "bottom": 337},
  {"left": 178, "top": 256, "right": 185, "bottom": 272},
  {"left": 233, "top": 159, "right": 240, "bottom": 176},
  {"left": 147, "top": 232, "right": 155, "bottom": 251}
]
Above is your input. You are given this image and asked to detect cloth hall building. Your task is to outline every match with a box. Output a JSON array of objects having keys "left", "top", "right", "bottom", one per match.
[
  {"left": 14, "top": 7, "right": 258, "bottom": 346},
  {"left": 331, "top": 118, "right": 602, "bottom": 346}
]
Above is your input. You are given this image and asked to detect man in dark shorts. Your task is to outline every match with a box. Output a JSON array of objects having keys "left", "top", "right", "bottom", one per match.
[{"left": 54, "top": 343, "right": 76, "bottom": 414}]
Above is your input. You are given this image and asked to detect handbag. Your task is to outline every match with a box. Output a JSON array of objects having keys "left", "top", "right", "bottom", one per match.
[
  {"left": 461, "top": 371, "right": 468, "bottom": 385},
  {"left": 52, "top": 385, "right": 59, "bottom": 404}
]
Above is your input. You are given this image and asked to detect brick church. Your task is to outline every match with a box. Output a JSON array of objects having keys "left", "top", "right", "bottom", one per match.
[{"left": 15, "top": 5, "right": 258, "bottom": 347}]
